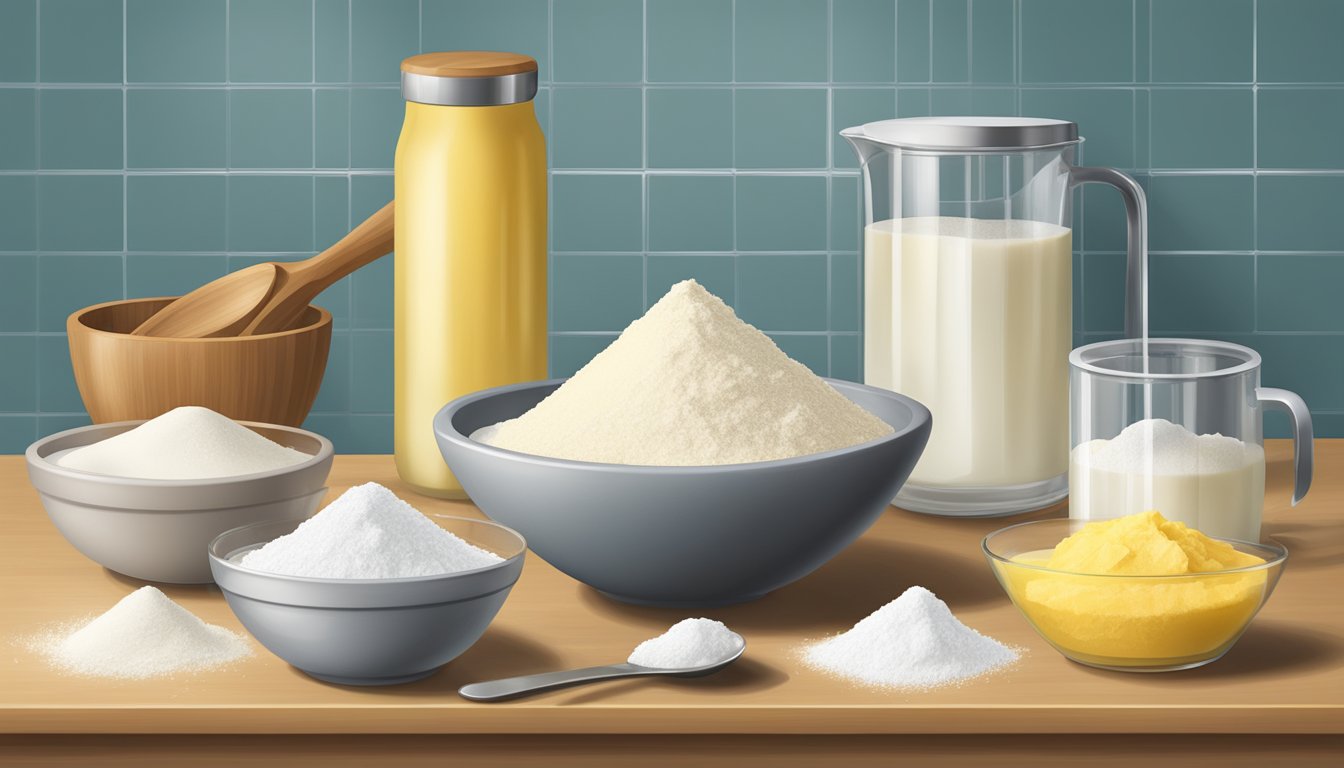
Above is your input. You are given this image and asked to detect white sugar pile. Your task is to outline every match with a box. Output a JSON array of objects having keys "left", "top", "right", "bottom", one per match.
[
  {"left": 803, "top": 586, "right": 1018, "bottom": 689},
  {"left": 35, "top": 586, "right": 250, "bottom": 679},
  {"left": 628, "top": 618, "right": 744, "bottom": 669},
  {"left": 56, "top": 405, "right": 309, "bottom": 480},
  {"left": 474, "top": 280, "right": 893, "bottom": 466},
  {"left": 1073, "top": 418, "right": 1260, "bottom": 474},
  {"left": 240, "top": 482, "right": 503, "bottom": 579}
]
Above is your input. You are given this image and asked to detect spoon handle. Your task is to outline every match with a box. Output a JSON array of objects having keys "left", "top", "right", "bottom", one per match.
[
  {"left": 459, "top": 663, "right": 651, "bottom": 702},
  {"left": 243, "top": 201, "right": 395, "bottom": 335}
]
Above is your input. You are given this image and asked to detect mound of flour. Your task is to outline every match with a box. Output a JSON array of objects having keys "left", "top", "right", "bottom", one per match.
[
  {"left": 803, "top": 586, "right": 1018, "bottom": 689},
  {"left": 36, "top": 587, "right": 250, "bottom": 679},
  {"left": 475, "top": 279, "right": 893, "bottom": 465},
  {"left": 239, "top": 482, "right": 503, "bottom": 579},
  {"left": 56, "top": 406, "right": 309, "bottom": 480}
]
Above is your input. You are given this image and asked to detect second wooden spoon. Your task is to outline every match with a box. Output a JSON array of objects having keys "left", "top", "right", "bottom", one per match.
[{"left": 132, "top": 201, "right": 394, "bottom": 338}]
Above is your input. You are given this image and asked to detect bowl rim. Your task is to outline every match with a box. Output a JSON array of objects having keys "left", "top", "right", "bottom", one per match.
[
  {"left": 68, "top": 296, "right": 333, "bottom": 341},
  {"left": 981, "top": 517, "right": 1288, "bottom": 578},
  {"left": 208, "top": 512, "right": 529, "bottom": 586},
  {"left": 26, "top": 418, "right": 335, "bottom": 489},
  {"left": 434, "top": 377, "right": 932, "bottom": 474}
]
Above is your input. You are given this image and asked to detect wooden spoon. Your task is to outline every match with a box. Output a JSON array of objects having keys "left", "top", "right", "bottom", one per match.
[{"left": 133, "top": 201, "right": 394, "bottom": 338}]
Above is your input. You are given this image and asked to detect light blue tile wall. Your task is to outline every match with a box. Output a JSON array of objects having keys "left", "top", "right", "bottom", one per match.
[{"left": 1, "top": 0, "right": 1342, "bottom": 451}]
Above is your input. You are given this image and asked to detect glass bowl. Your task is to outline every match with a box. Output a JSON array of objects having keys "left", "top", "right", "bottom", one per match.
[{"left": 983, "top": 518, "right": 1286, "bottom": 672}]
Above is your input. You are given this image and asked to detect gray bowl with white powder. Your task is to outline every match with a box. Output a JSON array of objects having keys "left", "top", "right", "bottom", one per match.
[
  {"left": 25, "top": 420, "right": 333, "bottom": 584},
  {"left": 434, "top": 378, "right": 931, "bottom": 607},
  {"left": 208, "top": 515, "right": 526, "bottom": 686}
]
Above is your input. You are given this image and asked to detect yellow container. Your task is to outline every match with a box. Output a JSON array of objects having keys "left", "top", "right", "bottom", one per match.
[{"left": 393, "top": 52, "right": 547, "bottom": 498}]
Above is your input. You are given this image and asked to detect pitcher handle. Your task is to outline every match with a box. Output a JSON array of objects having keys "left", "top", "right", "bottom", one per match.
[
  {"left": 1070, "top": 166, "right": 1148, "bottom": 340},
  {"left": 1256, "top": 387, "right": 1314, "bottom": 505}
]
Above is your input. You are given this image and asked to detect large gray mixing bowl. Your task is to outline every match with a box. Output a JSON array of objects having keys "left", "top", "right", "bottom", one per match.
[
  {"left": 26, "top": 420, "right": 333, "bottom": 584},
  {"left": 434, "top": 378, "right": 931, "bottom": 606},
  {"left": 209, "top": 515, "right": 526, "bottom": 686}
]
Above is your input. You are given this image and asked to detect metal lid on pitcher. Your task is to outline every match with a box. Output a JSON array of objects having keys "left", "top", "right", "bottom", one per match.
[
  {"left": 843, "top": 116, "right": 1079, "bottom": 152},
  {"left": 401, "top": 51, "right": 539, "bottom": 107}
]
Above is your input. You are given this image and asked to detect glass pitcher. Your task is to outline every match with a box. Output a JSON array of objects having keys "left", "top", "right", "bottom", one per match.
[
  {"left": 1070, "top": 338, "right": 1313, "bottom": 542},
  {"left": 842, "top": 117, "right": 1148, "bottom": 517}
]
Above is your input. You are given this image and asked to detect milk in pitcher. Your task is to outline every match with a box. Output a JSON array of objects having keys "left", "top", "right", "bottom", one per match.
[{"left": 864, "top": 217, "right": 1072, "bottom": 488}]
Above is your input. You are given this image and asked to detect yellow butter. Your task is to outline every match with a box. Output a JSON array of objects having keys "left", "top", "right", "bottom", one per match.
[
  {"left": 1046, "top": 510, "right": 1262, "bottom": 575},
  {"left": 1003, "top": 511, "right": 1268, "bottom": 665}
]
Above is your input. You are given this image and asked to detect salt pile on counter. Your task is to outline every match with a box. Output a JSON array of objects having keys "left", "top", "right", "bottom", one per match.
[
  {"left": 803, "top": 586, "right": 1018, "bottom": 689},
  {"left": 56, "top": 405, "right": 308, "bottom": 480},
  {"left": 37, "top": 586, "right": 250, "bottom": 679},
  {"left": 475, "top": 280, "right": 893, "bottom": 466},
  {"left": 240, "top": 482, "right": 503, "bottom": 579},
  {"left": 628, "top": 618, "right": 744, "bottom": 669}
]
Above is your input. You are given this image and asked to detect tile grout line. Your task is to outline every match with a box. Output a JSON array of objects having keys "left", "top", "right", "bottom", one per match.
[
  {"left": 547, "top": 0, "right": 555, "bottom": 355},
  {"left": 730, "top": 0, "right": 739, "bottom": 310},
  {"left": 641, "top": 0, "right": 649, "bottom": 311},
  {"left": 121, "top": 0, "right": 128, "bottom": 301},
  {"left": 1252, "top": 0, "right": 1260, "bottom": 333},
  {"left": 817, "top": 0, "right": 827, "bottom": 376},
  {"left": 32, "top": 0, "right": 41, "bottom": 417}
]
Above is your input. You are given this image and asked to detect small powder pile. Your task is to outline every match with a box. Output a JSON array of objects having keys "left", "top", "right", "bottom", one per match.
[
  {"left": 57, "top": 405, "right": 309, "bottom": 480},
  {"left": 476, "top": 280, "right": 893, "bottom": 465},
  {"left": 1073, "top": 418, "right": 1260, "bottom": 475},
  {"left": 628, "top": 618, "right": 744, "bottom": 669},
  {"left": 803, "top": 586, "right": 1018, "bottom": 689},
  {"left": 240, "top": 482, "right": 503, "bottom": 579},
  {"left": 35, "top": 586, "right": 250, "bottom": 679}
]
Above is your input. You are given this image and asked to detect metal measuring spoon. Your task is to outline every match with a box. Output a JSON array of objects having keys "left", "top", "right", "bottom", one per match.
[{"left": 458, "top": 641, "right": 746, "bottom": 702}]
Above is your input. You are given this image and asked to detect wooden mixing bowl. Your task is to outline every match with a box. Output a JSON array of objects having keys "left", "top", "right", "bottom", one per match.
[{"left": 67, "top": 297, "right": 332, "bottom": 427}]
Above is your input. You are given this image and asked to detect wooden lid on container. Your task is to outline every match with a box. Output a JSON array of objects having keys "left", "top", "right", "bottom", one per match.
[{"left": 401, "top": 51, "right": 538, "bottom": 78}]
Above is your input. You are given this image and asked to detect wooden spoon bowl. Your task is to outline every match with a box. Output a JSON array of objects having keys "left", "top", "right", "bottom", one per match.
[{"left": 68, "top": 297, "right": 332, "bottom": 427}]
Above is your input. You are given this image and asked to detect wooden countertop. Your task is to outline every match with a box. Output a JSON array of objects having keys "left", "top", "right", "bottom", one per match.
[{"left": 2, "top": 444, "right": 1341, "bottom": 750}]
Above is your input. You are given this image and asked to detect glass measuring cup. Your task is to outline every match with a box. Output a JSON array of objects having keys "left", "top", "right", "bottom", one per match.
[
  {"left": 1069, "top": 338, "right": 1313, "bottom": 542},
  {"left": 842, "top": 117, "right": 1148, "bottom": 516}
]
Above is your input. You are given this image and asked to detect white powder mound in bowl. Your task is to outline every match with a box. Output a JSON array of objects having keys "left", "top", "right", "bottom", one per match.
[
  {"left": 1073, "top": 417, "right": 1260, "bottom": 474},
  {"left": 628, "top": 618, "right": 745, "bottom": 669},
  {"left": 56, "top": 406, "right": 309, "bottom": 480},
  {"left": 474, "top": 279, "right": 894, "bottom": 466},
  {"left": 239, "top": 482, "right": 504, "bottom": 579},
  {"left": 803, "top": 586, "right": 1018, "bottom": 690},
  {"left": 36, "top": 586, "right": 250, "bottom": 679}
]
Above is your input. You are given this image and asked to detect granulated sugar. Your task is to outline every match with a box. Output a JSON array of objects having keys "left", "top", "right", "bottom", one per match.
[
  {"left": 239, "top": 482, "right": 503, "bottom": 579},
  {"left": 628, "top": 618, "right": 744, "bottom": 669},
  {"left": 1073, "top": 418, "right": 1259, "bottom": 475},
  {"left": 56, "top": 405, "right": 309, "bottom": 480},
  {"left": 1070, "top": 418, "right": 1267, "bottom": 541},
  {"left": 803, "top": 586, "right": 1018, "bottom": 689},
  {"left": 475, "top": 280, "right": 893, "bottom": 466},
  {"left": 35, "top": 586, "right": 250, "bottom": 679}
]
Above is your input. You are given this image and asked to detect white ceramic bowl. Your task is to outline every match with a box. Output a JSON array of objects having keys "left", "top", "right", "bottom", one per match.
[{"left": 25, "top": 420, "right": 334, "bottom": 584}]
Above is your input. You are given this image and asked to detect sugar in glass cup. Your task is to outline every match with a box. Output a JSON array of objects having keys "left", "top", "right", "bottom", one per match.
[{"left": 1070, "top": 338, "right": 1313, "bottom": 543}]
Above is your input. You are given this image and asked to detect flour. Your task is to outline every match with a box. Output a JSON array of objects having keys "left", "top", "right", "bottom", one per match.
[
  {"left": 803, "top": 586, "right": 1018, "bottom": 689},
  {"left": 475, "top": 280, "right": 894, "bottom": 466},
  {"left": 628, "top": 618, "right": 744, "bottom": 669},
  {"left": 239, "top": 482, "right": 504, "bottom": 579},
  {"left": 56, "top": 405, "right": 309, "bottom": 480},
  {"left": 34, "top": 586, "right": 250, "bottom": 679}
]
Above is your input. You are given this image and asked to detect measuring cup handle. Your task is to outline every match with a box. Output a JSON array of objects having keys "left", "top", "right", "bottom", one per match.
[
  {"left": 1256, "top": 387, "right": 1314, "bottom": 505},
  {"left": 1070, "top": 166, "right": 1148, "bottom": 340}
]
